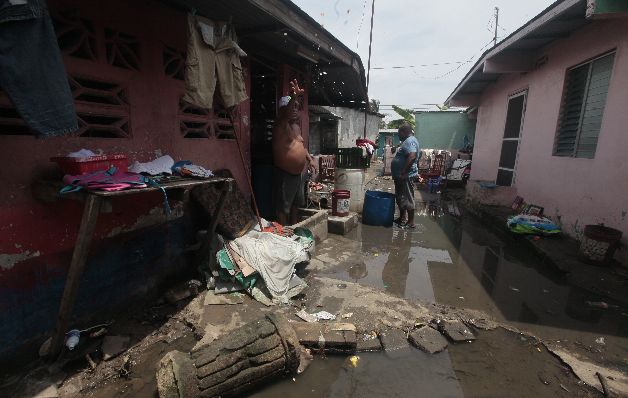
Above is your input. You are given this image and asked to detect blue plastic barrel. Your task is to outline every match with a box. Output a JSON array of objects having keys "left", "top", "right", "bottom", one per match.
[{"left": 362, "top": 190, "right": 396, "bottom": 227}]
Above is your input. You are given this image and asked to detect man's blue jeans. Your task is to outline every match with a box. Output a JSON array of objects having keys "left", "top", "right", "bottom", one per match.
[{"left": 0, "top": 0, "right": 78, "bottom": 136}]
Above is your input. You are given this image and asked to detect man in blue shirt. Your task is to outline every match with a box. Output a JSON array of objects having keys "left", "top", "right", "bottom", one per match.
[{"left": 390, "top": 124, "right": 419, "bottom": 228}]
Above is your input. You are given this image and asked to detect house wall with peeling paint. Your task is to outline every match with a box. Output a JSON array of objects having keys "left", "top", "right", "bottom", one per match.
[
  {"left": 0, "top": 0, "right": 265, "bottom": 362},
  {"left": 469, "top": 19, "right": 628, "bottom": 264}
]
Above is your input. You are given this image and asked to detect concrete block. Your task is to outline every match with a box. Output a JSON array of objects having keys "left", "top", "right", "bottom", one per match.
[
  {"left": 293, "top": 209, "right": 328, "bottom": 242},
  {"left": 328, "top": 212, "right": 359, "bottom": 235}
]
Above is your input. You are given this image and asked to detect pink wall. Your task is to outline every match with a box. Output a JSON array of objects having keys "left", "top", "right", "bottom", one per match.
[{"left": 470, "top": 19, "right": 628, "bottom": 263}]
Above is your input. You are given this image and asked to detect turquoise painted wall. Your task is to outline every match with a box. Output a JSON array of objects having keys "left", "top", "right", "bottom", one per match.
[
  {"left": 415, "top": 111, "right": 476, "bottom": 151},
  {"left": 376, "top": 131, "right": 400, "bottom": 157}
]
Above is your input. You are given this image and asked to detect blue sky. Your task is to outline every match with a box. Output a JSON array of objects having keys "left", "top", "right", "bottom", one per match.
[{"left": 292, "top": 0, "right": 554, "bottom": 118}]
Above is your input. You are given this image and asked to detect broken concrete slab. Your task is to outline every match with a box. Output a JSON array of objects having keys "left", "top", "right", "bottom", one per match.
[
  {"left": 357, "top": 333, "right": 382, "bottom": 352},
  {"left": 214, "top": 280, "right": 245, "bottom": 294},
  {"left": 547, "top": 346, "right": 628, "bottom": 396},
  {"left": 328, "top": 212, "right": 359, "bottom": 235},
  {"left": 290, "top": 322, "right": 357, "bottom": 352},
  {"left": 436, "top": 319, "right": 476, "bottom": 342},
  {"left": 203, "top": 291, "right": 244, "bottom": 306},
  {"left": 101, "top": 335, "right": 131, "bottom": 361},
  {"left": 378, "top": 328, "right": 410, "bottom": 351},
  {"left": 408, "top": 325, "right": 448, "bottom": 354}
]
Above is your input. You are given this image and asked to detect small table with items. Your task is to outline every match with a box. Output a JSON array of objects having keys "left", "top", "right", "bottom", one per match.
[{"left": 33, "top": 177, "right": 233, "bottom": 358}]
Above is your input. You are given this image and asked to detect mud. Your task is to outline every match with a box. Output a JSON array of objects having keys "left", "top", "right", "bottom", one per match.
[{"left": 1, "top": 175, "right": 626, "bottom": 397}]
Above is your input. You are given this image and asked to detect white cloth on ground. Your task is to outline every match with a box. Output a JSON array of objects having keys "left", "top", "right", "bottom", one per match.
[
  {"left": 228, "top": 230, "right": 309, "bottom": 298},
  {"left": 128, "top": 155, "right": 175, "bottom": 175}
]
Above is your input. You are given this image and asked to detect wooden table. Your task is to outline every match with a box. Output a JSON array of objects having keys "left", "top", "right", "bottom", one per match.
[{"left": 39, "top": 177, "right": 233, "bottom": 358}]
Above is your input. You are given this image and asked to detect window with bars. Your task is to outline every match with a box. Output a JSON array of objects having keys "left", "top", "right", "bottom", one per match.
[{"left": 554, "top": 52, "right": 615, "bottom": 158}]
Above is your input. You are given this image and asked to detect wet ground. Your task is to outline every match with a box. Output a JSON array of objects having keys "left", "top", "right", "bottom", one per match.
[
  {"left": 2, "top": 175, "right": 627, "bottom": 397},
  {"left": 246, "top": 184, "right": 627, "bottom": 397}
]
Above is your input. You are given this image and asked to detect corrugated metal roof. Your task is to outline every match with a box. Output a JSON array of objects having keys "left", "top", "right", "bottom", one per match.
[
  {"left": 163, "top": 0, "right": 367, "bottom": 106},
  {"left": 445, "top": 0, "right": 589, "bottom": 106},
  {"left": 308, "top": 105, "right": 342, "bottom": 119}
]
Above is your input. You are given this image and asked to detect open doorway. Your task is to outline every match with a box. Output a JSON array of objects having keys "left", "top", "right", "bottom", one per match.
[{"left": 249, "top": 59, "right": 278, "bottom": 219}]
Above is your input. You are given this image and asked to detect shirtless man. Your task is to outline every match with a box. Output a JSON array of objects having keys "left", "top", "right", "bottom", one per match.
[{"left": 272, "top": 79, "right": 315, "bottom": 225}]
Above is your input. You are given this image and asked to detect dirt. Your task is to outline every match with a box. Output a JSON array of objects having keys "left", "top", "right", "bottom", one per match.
[{"left": 1, "top": 172, "right": 626, "bottom": 397}]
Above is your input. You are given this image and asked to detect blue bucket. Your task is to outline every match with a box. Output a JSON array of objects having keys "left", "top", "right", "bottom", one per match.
[{"left": 362, "top": 190, "right": 396, "bottom": 227}]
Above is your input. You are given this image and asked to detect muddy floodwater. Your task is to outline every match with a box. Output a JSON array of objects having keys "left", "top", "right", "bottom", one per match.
[{"left": 250, "top": 192, "right": 627, "bottom": 398}]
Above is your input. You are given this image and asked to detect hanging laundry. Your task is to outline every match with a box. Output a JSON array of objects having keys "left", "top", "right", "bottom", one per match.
[
  {"left": 0, "top": 0, "right": 78, "bottom": 136},
  {"left": 183, "top": 14, "right": 248, "bottom": 109}
]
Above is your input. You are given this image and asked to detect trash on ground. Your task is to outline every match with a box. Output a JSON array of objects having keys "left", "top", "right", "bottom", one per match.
[
  {"left": 595, "top": 337, "right": 605, "bottom": 345},
  {"left": 313, "top": 311, "right": 336, "bottom": 321},
  {"left": 509, "top": 286, "right": 520, "bottom": 292},
  {"left": 342, "top": 312, "right": 353, "bottom": 319},
  {"left": 102, "top": 335, "right": 131, "bottom": 361},
  {"left": 65, "top": 329, "right": 80, "bottom": 351},
  {"left": 295, "top": 309, "right": 318, "bottom": 323},
  {"left": 348, "top": 355, "right": 360, "bottom": 367},
  {"left": 586, "top": 301, "right": 612, "bottom": 309}
]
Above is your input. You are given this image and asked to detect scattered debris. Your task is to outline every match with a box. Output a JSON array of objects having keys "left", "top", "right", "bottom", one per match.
[
  {"left": 348, "top": 355, "right": 360, "bottom": 367},
  {"left": 586, "top": 301, "right": 617, "bottom": 309},
  {"left": 89, "top": 327, "right": 107, "bottom": 338},
  {"left": 537, "top": 372, "right": 550, "bottom": 386},
  {"left": 379, "top": 328, "right": 410, "bottom": 351},
  {"left": 337, "top": 283, "right": 347, "bottom": 289},
  {"left": 119, "top": 355, "right": 132, "bottom": 379},
  {"left": 509, "top": 286, "right": 520, "bottom": 292},
  {"left": 297, "top": 347, "right": 313, "bottom": 374},
  {"left": 313, "top": 311, "right": 336, "bottom": 321},
  {"left": 291, "top": 322, "right": 357, "bottom": 352},
  {"left": 357, "top": 332, "right": 382, "bottom": 352},
  {"left": 85, "top": 354, "right": 97, "bottom": 371},
  {"left": 165, "top": 280, "right": 202, "bottom": 303},
  {"left": 435, "top": 319, "right": 476, "bottom": 342},
  {"left": 408, "top": 325, "right": 448, "bottom": 354},
  {"left": 341, "top": 312, "right": 353, "bottom": 319},
  {"left": 65, "top": 329, "right": 81, "bottom": 351},
  {"left": 214, "top": 279, "right": 245, "bottom": 294},
  {"left": 295, "top": 309, "right": 318, "bottom": 323},
  {"left": 203, "top": 291, "right": 244, "bottom": 306},
  {"left": 101, "top": 335, "right": 131, "bottom": 361},
  {"left": 596, "top": 372, "right": 610, "bottom": 397},
  {"left": 595, "top": 337, "right": 605, "bottom": 345}
]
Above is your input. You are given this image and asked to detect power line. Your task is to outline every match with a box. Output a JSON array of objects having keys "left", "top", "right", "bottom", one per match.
[{"left": 371, "top": 61, "right": 467, "bottom": 70}]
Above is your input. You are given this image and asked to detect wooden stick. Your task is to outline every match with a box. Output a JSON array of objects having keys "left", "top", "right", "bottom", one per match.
[
  {"left": 596, "top": 372, "right": 610, "bottom": 397},
  {"left": 228, "top": 108, "right": 263, "bottom": 230},
  {"left": 49, "top": 195, "right": 102, "bottom": 358}
]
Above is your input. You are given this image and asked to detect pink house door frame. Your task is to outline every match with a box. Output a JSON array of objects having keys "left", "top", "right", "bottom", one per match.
[{"left": 497, "top": 90, "right": 527, "bottom": 186}]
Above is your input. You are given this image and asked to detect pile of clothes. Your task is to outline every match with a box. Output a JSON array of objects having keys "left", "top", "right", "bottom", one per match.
[{"left": 211, "top": 220, "right": 314, "bottom": 305}]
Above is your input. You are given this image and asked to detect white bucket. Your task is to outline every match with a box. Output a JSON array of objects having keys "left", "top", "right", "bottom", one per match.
[{"left": 335, "top": 168, "right": 365, "bottom": 213}]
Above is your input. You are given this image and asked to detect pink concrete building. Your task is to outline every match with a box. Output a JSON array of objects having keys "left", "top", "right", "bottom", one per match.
[{"left": 447, "top": 0, "right": 628, "bottom": 264}]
